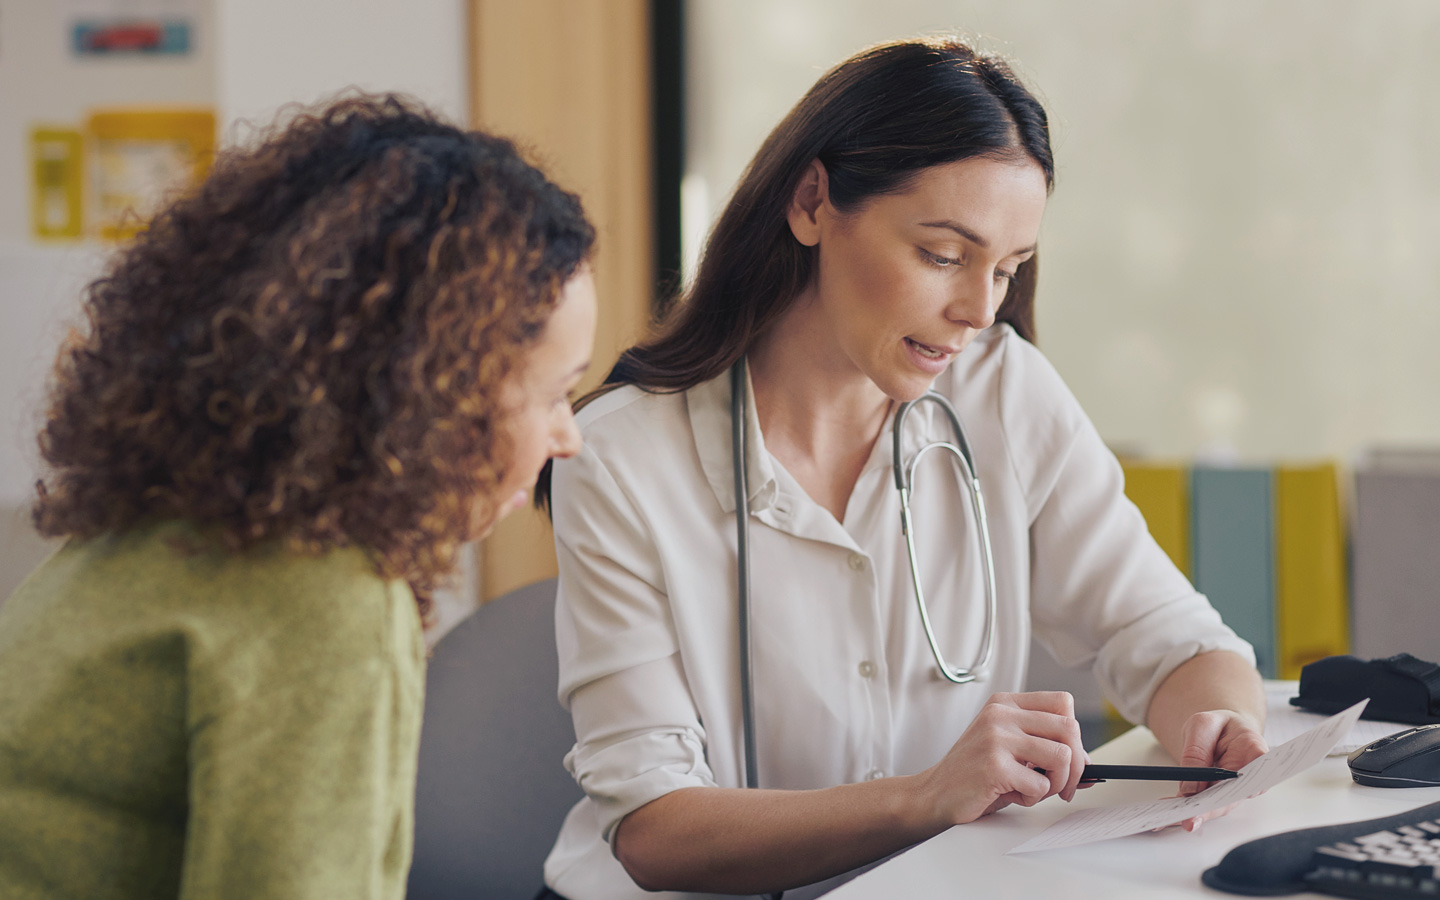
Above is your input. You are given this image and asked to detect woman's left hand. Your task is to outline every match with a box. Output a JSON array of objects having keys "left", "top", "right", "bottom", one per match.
[{"left": 1170, "top": 708, "right": 1268, "bottom": 832}]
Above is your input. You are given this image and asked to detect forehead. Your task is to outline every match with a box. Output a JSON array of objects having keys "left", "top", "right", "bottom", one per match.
[
  {"left": 523, "top": 270, "right": 596, "bottom": 376},
  {"left": 868, "top": 156, "right": 1049, "bottom": 238}
]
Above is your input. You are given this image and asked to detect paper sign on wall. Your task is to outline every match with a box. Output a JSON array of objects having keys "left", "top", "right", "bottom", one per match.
[
  {"left": 87, "top": 109, "right": 214, "bottom": 241},
  {"left": 31, "top": 129, "right": 85, "bottom": 240},
  {"left": 68, "top": 0, "right": 197, "bottom": 56}
]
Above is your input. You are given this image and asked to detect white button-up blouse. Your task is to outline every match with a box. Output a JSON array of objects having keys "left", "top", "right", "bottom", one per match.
[{"left": 543, "top": 324, "right": 1253, "bottom": 900}]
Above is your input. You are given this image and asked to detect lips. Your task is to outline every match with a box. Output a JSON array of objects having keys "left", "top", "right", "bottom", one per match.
[{"left": 905, "top": 337, "right": 957, "bottom": 359}]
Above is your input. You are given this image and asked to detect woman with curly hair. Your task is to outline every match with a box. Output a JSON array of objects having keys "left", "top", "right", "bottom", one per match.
[{"left": 0, "top": 94, "right": 596, "bottom": 899}]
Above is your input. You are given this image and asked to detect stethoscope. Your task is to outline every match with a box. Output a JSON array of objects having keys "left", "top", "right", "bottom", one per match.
[{"left": 728, "top": 356, "right": 999, "bottom": 796}]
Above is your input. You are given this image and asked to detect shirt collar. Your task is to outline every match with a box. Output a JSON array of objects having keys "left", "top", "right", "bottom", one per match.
[{"left": 687, "top": 363, "right": 779, "bottom": 515}]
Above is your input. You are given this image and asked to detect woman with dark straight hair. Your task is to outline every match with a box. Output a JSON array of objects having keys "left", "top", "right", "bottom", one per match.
[{"left": 539, "top": 37, "right": 1265, "bottom": 900}]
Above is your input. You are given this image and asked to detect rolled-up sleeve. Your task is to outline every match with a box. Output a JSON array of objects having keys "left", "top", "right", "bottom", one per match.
[
  {"left": 1007, "top": 342, "right": 1256, "bottom": 726},
  {"left": 552, "top": 442, "right": 717, "bottom": 846}
]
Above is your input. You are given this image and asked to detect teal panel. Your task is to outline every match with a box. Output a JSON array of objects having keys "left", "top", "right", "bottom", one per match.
[{"left": 1191, "top": 467, "right": 1275, "bottom": 677}]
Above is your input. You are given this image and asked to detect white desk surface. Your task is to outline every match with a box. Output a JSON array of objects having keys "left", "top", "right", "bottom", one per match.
[{"left": 827, "top": 724, "right": 1440, "bottom": 899}]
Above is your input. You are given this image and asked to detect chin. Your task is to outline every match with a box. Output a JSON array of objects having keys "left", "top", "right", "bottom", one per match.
[
  {"left": 876, "top": 373, "right": 938, "bottom": 405},
  {"left": 468, "top": 503, "right": 513, "bottom": 542}
]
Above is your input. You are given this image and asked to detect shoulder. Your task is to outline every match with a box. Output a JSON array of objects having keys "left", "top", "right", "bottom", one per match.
[
  {"left": 932, "top": 325, "right": 1086, "bottom": 447},
  {"left": 2, "top": 523, "right": 423, "bottom": 718},
  {"left": 553, "top": 377, "right": 725, "bottom": 546},
  {"left": 937, "top": 324, "right": 1079, "bottom": 414},
  {"left": 575, "top": 383, "right": 690, "bottom": 446},
  {"left": 217, "top": 541, "right": 417, "bottom": 667},
  {"left": 92, "top": 523, "right": 417, "bottom": 673},
  {"left": 567, "top": 382, "right": 705, "bottom": 488},
  {"left": 935, "top": 324, "right": 1093, "bottom": 499}
]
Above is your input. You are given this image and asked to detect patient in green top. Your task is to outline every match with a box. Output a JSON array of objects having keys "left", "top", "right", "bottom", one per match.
[{"left": 0, "top": 94, "right": 598, "bottom": 899}]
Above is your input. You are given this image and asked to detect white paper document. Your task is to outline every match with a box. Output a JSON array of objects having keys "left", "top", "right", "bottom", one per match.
[{"left": 1007, "top": 700, "right": 1368, "bottom": 855}]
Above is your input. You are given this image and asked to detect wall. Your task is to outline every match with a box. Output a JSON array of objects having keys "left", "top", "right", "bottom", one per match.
[
  {"left": 0, "top": 1, "right": 218, "bottom": 242},
  {"left": 0, "top": 1, "right": 474, "bottom": 624},
  {"left": 684, "top": 0, "right": 1440, "bottom": 464},
  {"left": 0, "top": 0, "right": 219, "bottom": 595},
  {"left": 213, "top": 0, "right": 466, "bottom": 135},
  {"left": 467, "top": 0, "right": 654, "bottom": 603}
]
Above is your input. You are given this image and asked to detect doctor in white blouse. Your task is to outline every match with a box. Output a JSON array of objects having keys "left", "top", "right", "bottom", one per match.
[{"left": 536, "top": 36, "right": 1268, "bottom": 900}]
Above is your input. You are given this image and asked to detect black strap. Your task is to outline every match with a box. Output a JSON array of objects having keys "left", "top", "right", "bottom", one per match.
[{"left": 1379, "top": 653, "right": 1440, "bottom": 715}]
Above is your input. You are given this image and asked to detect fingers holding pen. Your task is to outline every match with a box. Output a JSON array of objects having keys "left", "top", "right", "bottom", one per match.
[
  {"left": 991, "top": 691, "right": 1089, "bottom": 801},
  {"left": 922, "top": 691, "right": 1090, "bottom": 825}
]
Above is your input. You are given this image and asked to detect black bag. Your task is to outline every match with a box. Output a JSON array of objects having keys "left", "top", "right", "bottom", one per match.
[{"left": 1290, "top": 653, "right": 1440, "bottom": 725}]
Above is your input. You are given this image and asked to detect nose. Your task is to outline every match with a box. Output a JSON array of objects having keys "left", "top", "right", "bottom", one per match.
[
  {"left": 549, "top": 408, "right": 583, "bottom": 460},
  {"left": 945, "top": 268, "right": 1001, "bottom": 331}
]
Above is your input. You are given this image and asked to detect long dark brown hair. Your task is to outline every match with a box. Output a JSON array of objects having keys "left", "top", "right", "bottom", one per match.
[
  {"left": 625, "top": 36, "right": 1050, "bottom": 387},
  {"left": 537, "top": 35, "right": 1052, "bottom": 509},
  {"left": 35, "top": 94, "right": 594, "bottom": 617}
]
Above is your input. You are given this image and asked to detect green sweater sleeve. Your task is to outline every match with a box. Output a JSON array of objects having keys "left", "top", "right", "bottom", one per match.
[
  {"left": 0, "top": 527, "right": 425, "bottom": 900},
  {"left": 177, "top": 579, "right": 424, "bottom": 900}
]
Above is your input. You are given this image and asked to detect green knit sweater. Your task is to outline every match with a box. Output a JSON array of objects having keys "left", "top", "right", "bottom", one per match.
[{"left": 0, "top": 521, "right": 425, "bottom": 899}]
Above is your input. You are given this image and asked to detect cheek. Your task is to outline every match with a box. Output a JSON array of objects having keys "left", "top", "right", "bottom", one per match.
[
  {"left": 849, "top": 245, "right": 925, "bottom": 323},
  {"left": 510, "top": 410, "right": 560, "bottom": 476}
]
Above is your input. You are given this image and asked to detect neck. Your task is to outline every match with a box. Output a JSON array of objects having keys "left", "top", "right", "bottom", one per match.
[
  {"left": 747, "top": 292, "right": 890, "bottom": 454},
  {"left": 744, "top": 292, "right": 892, "bottom": 522}
]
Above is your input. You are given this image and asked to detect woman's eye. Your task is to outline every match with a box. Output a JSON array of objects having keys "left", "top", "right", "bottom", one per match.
[
  {"left": 921, "top": 248, "right": 961, "bottom": 268},
  {"left": 995, "top": 269, "right": 1018, "bottom": 285}
]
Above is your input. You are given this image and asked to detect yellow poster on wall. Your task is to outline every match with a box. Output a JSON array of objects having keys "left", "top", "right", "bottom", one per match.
[
  {"left": 87, "top": 108, "right": 215, "bottom": 241},
  {"left": 31, "top": 128, "right": 85, "bottom": 239}
]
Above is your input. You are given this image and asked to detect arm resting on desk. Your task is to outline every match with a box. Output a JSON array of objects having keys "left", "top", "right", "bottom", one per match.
[
  {"left": 1145, "top": 649, "right": 1268, "bottom": 806},
  {"left": 613, "top": 691, "right": 1088, "bottom": 894}
]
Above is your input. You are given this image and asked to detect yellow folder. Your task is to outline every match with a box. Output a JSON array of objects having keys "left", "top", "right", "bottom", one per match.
[
  {"left": 1119, "top": 461, "right": 1191, "bottom": 578},
  {"left": 1112, "top": 461, "right": 1191, "bottom": 726},
  {"left": 1274, "top": 463, "right": 1349, "bottom": 679}
]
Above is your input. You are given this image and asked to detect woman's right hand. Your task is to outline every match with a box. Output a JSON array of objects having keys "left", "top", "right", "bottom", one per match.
[{"left": 912, "top": 691, "right": 1089, "bottom": 827}]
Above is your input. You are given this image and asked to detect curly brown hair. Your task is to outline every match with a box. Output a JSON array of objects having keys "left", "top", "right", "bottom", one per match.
[{"left": 33, "top": 94, "right": 595, "bottom": 618}]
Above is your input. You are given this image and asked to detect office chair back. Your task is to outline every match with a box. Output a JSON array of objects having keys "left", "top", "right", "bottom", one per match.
[{"left": 408, "top": 577, "right": 581, "bottom": 900}]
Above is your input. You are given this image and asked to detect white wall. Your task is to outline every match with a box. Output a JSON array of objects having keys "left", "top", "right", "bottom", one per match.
[
  {"left": 0, "top": 0, "right": 218, "bottom": 242},
  {"left": 0, "top": 0, "right": 217, "bottom": 507},
  {"left": 685, "top": 0, "right": 1440, "bottom": 464},
  {"left": 0, "top": 0, "right": 468, "bottom": 505},
  {"left": 0, "top": 1, "right": 473, "bottom": 619},
  {"left": 214, "top": 0, "right": 467, "bottom": 136}
]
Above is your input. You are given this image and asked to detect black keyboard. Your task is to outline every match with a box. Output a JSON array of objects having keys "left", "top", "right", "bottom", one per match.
[
  {"left": 1203, "top": 800, "right": 1440, "bottom": 897},
  {"left": 1304, "top": 816, "right": 1440, "bottom": 898}
]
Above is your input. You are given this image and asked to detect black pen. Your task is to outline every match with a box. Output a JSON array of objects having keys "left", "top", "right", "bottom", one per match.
[{"left": 1035, "top": 764, "right": 1240, "bottom": 784}]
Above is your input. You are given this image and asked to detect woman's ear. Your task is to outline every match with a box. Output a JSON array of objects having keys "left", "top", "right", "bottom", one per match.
[{"left": 785, "top": 159, "right": 829, "bottom": 247}]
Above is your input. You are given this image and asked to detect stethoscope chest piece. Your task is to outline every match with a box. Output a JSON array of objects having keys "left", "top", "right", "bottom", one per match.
[{"left": 892, "top": 392, "right": 998, "bottom": 684}]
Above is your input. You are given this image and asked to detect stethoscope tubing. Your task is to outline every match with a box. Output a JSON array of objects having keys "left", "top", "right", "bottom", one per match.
[
  {"left": 730, "top": 359, "right": 762, "bottom": 793},
  {"left": 728, "top": 357, "right": 998, "bottom": 900},
  {"left": 893, "top": 393, "right": 999, "bottom": 683}
]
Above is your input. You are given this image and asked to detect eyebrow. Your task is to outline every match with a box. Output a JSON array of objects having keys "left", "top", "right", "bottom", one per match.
[{"left": 919, "top": 220, "right": 1036, "bottom": 257}]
